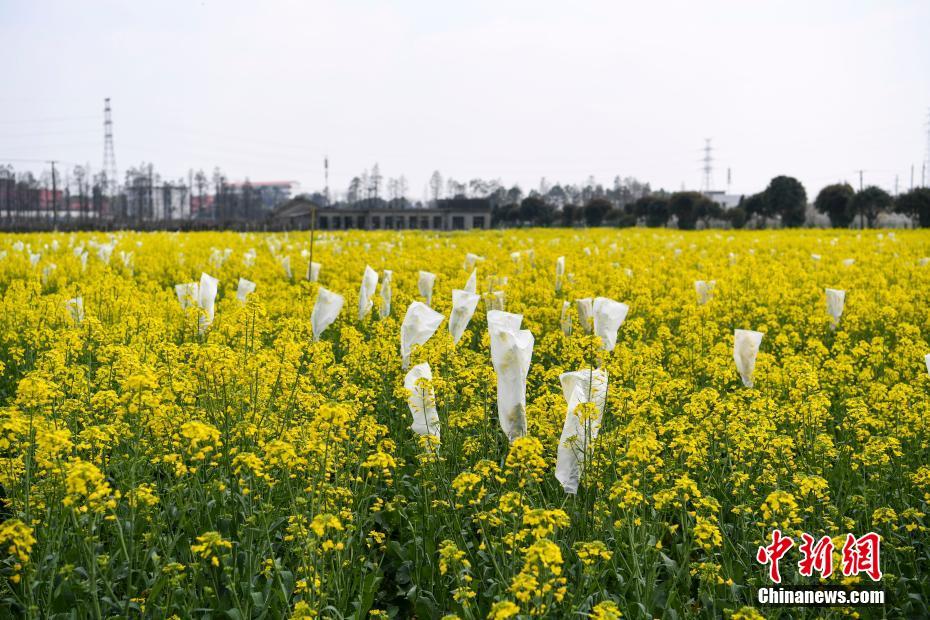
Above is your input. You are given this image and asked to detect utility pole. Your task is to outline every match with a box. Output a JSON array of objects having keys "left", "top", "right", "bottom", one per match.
[
  {"left": 894, "top": 175, "right": 899, "bottom": 196},
  {"left": 49, "top": 160, "right": 58, "bottom": 223},
  {"left": 324, "top": 156, "right": 329, "bottom": 205},
  {"left": 911, "top": 165, "right": 915, "bottom": 190},
  {"left": 855, "top": 170, "right": 865, "bottom": 229}
]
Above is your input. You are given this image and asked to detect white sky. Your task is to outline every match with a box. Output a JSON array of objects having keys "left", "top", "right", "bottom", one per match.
[{"left": 2, "top": 0, "right": 929, "bottom": 200}]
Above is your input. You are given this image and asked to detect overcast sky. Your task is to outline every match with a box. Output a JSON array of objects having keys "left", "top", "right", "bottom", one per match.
[{"left": 2, "top": 0, "right": 929, "bottom": 199}]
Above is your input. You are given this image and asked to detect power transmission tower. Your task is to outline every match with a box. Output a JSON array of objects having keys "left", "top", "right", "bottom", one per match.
[
  {"left": 324, "top": 156, "right": 329, "bottom": 205},
  {"left": 701, "top": 138, "right": 713, "bottom": 192},
  {"left": 102, "top": 98, "right": 118, "bottom": 197}
]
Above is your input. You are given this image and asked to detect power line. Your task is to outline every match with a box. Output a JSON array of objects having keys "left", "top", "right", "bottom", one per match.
[{"left": 0, "top": 115, "right": 99, "bottom": 125}]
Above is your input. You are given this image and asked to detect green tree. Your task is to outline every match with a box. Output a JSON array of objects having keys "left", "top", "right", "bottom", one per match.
[
  {"left": 850, "top": 186, "right": 893, "bottom": 228},
  {"left": 727, "top": 206, "right": 747, "bottom": 229},
  {"left": 634, "top": 195, "right": 670, "bottom": 227},
  {"left": 583, "top": 198, "right": 612, "bottom": 226},
  {"left": 741, "top": 192, "right": 768, "bottom": 222},
  {"left": 895, "top": 187, "right": 930, "bottom": 227},
  {"left": 560, "top": 204, "right": 578, "bottom": 227},
  {"left": 669, "top": 192, "right": 714, "bottom": 230},
  {"left": 519, "top": 196, "right": 548, "bottom": 225},
  {"left": 764, "top": 176, "right": 807, "bottom": 227},
  {"left": 814, "top": 183, "right": 855, "bottom": 228}
]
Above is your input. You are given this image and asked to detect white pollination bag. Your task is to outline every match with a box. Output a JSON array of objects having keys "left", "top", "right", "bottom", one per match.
[
  {"left": 449, "top": 289, "right": 480, "bottom": 345},
  {"left": 175, "top": 282, "right": 199, "bottom": 309},
  {"left": 555, "top": 368, "right": 608, "bottom": 494},
  {"left": 576, "top": 298, "right": 594, "bottom": 334},
  {"left": 695, "top": 280, "right": 716, "bottom": 305},
  {"left": 464, "top": 252, "right": 484, "bottom": 272},
  {"left": 404, "top": 362, "right": 440, "bottom": 442},
  {"left": 825, "top": 288, "right": 845, "bottom": 329},
  {"left": 734, "top": 329, "right": 764, "bottom": 388},
  {"left": 555, "top": 256, "right": 565, "bottom": 292},
  {"left": 379, "top": 270, "right": 393, "bottom": 319},
  {"left": 925, "top": 353, "right": 930, "bottom": 376},
  {"left": 488, "top": 310, "right": 534, "bottom": 442},
  {"left": 358, "top": 266, "right": 378, "bottom": 320},
  {"left": 418, "top": 271, "right": 436, "bottom": 307},
  {"left": 592, "top": 297, "right": 629, "bottom": 352},
  {"left": 307, "top": 261, "right": 321, "bottom": 282},
  {"left": 198, "top": 272, "right": 219, "bottom": 333},
  {"left": 560, "top": 301, "right": 572, "bottom": 336},
  {"left": 236, "top": 278, "right": 256, "bottom": 303},
  {"left": 311, "top": 287, "right": 344, "bottom": 341},
  {"left": 400, "top": 302, "right": 444, "bottom": 368},
  {"left": 281, "top": 256, "right": 292, "bottom": 279},
  {"left": 464, "top": 269, "right": 477, "bottom": 294},
  {"left": 66, "top": 297, "right": 84, "bottom": 324}
]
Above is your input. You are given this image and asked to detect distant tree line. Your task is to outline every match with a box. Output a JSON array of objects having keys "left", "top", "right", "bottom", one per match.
[
  {"left": 4, "top": 159, "right": 930, "bottom": 230},
  {"left": 490, "top": 175, "right": 930, "bottom": 230},
  {"left": 0, "top": 162, "right": 272, "bottom": 229}
]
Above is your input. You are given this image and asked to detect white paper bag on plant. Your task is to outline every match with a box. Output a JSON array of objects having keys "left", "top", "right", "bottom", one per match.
[
  {"left": 449, "top": 289, "right": 480, "bottom": 345},
  {"left": 695, "top": 280, "right": 716, "bottom": 305},
  {"left": 400, "top": 301, "right": 444, "bottom": 368},
  {"left": 487, "top": 310, "right": 523, "bottom": 337},
  {"left": 97, "top": 243, "right": 114, "bottom": 264},
  {"left": 734, "top": 329, "right": 764, "bottom": 388},
  {"left": 825, "top": 288, "right": 845, "bottom": 329},
  {"left": 66, "top": 297, "right": 84, "bottom": 324},
  {"left": 919, "top": 257, "right": 930, "bottom": 267},
  {"left": 379, "top": 270, "right": 393, "bottom": 319},
  {"left": 119, "top": 251, "right": 134, "bottom": 271},
  {"left": 280, "top": 256, "right": 292, "bottom": 279},
  {"left": 358, "top": 266, "right": 378, "bottom": 320},
  {"left": 464, "top": 252, "right": 484, "bottom": 271},
  {"left": 80, "top": 251, "right": 88, "bottom": 272},
  {"left": 42, "top": 263, "right": 56, "bottom": 284},
  {"left": 404, "top": 362, "right": 440, "bottom": 441},
  {"left": 307, "top": 261, "right": 321, "bottom": 282},
  {"left": 555, "top": 256, "right": 565, "bottom": 292},
  {"left": 560, "top": 301, "right": 572, "bottom": 336},
  {"left": 243, "top": 249, "right": 256, "bottom": 268},
  {"left": 842, "top": 258, "right": 855, "bottom": 267},
  {"left": 488, "top": 310, "right": 534, "bottom": 442},
  {"left": 236, "top": 278, "right": 256, "bottom": 303},
  {"left": 418, "top": 271, "right": 436, "bottom": 307},
  {"left": 593, "top": 297, "right": 629, "bottom": 352},
  {"left": 175, "top": 282, "right": 199, "bottom": 309},
  {"left": 485, "top": 290, "right": 505, "bottom": 313},
  {"left": 555, "top": 368, "right": 608, "bottom": 494},
  {"left": 311, "top": 287, "right": 344, "bottom": 341},
  {"left": 925, "top": 353, "right": 930, "bottom": 376},
  {"left": 575, "top": 298, "right": 594, "bottom": 334},
  {"left": 198, "top": 272, "right": 219, "bottom": 333},
  {"left": 464, "top": 269, "right": 477, "bottom": 294}
]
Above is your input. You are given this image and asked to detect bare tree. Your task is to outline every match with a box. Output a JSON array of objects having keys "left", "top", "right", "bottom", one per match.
[{"left": 429, "top": 170, "right": 443, "bottom": 203}]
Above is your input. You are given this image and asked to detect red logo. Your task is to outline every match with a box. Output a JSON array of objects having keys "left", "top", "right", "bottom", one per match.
[{"left": 757, "top": 531, "right": 882, "bottom": 583}]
